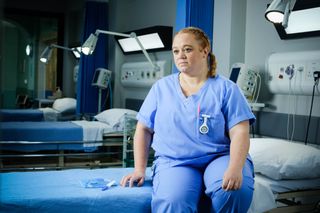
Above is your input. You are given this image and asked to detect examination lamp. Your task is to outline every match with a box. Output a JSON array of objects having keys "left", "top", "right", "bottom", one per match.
[
  {"left": 81, "top": 29, "right": 160, "bottom": 71},
  {"left": 40, "top": 44, "right": 81, "bottom": 64},
  {"left": 265, "top": 0, "right": 296, "bottom": 28}
]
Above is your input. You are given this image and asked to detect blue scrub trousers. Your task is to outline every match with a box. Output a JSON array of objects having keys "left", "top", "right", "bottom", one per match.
[{"left": 151, "top": 155, "right": 254, "bottom": 213}]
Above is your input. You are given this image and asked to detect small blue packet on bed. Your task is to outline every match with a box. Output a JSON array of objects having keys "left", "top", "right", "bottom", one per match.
[{"left": 81, "top": 178, "right": 116, "bottom": 190}]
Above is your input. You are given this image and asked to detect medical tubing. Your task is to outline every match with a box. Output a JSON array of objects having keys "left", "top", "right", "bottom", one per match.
[
  {"left": 254, "top": 74, "right": 261, "bottom": 103},
  {"left": 103, "top": 88, "right": 110, "bottom": 109},
  {"left": 304, "top": 81, "right": 317, "bottom": 145},
  {"left": 102, "top": 83, "right": 113, "bottom": 109},
  {"left": 109, "top": 82, "right": 113, "bottom": 108},
  {"left": 287, "top": 79, "right": 293, "bottom": 141}
]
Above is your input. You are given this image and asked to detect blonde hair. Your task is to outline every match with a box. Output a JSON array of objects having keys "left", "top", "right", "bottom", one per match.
[{"left": 174, "top": 27, "right": 217, "bottom": 77}]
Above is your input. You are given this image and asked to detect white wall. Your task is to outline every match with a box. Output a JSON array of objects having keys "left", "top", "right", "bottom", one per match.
[
  {"left": 214, "top": 0, "right": 320, "bottom": 117},
  {"left": 213, "top": 0, "right": 247, "bottom": 77},
  {"left": 108, "top": 0, "right": 176, "bottom": 108}
]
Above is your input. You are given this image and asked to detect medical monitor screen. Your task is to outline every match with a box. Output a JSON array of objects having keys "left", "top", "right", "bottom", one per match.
[
  {"left": 230, "top": 67, "right": 241, "bottom": 83},
  {"left": 92, "top": 70, "right": 100, "bottom": 84}
]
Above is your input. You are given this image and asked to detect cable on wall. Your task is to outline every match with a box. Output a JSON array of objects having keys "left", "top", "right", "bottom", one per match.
[{"left": 304, "top": 71, "right": 320, "bottom": 145}]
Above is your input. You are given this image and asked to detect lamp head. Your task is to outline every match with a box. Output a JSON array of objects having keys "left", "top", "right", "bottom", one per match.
[
  {"left": 265, "top": 0, "right": 296, "bottom": 27},
  {"left": 81, "top": 33, "right": 98, "bottom": 55},
  {"left": 265, "top": 0, "right": 288, "bottom": 23},
  {"left": 39, "top": 46, "right": 52, "bottom": 64},
  {"left": 71, "top": 47, "right": 82, "bottom": 59}
]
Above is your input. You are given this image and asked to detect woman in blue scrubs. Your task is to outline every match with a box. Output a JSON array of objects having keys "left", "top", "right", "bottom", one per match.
[{"left": 120, "top": 27, "right": 255, "bottom": 213}]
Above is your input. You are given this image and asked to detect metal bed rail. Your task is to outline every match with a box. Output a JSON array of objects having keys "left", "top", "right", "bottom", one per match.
[
  {"left": 0, "top": 115, "right": 138, "bottom": 172},
  {"left": 0, "top": 138, "right": 124, "bottom": 171},
  {"left": 266, "top": 189, "right": 320, "bottom": 213}
]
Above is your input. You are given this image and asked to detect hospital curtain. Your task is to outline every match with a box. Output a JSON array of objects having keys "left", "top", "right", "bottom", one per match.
[
  {"left": 174, "top": 0, "right": 214, "bottom": 73},
  {"left": 76, "top": 1, "right": 109, "bottom": 115}
]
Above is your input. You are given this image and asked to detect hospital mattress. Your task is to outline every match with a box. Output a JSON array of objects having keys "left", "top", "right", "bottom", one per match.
[
  {"left": 1, "top": 167, "right": 319, "bottom": 213},
  {"left": 0, "top": 109, "right": 44, "bottom": 121},
  {"left": 0, "top": 168, "right": 152, "bottom": 213},
  {"left": 0, "top": 121, "right": 113, "bottom": 151},
  {"left": 0, "top": 108, "right": 76, "bottom": 122}
]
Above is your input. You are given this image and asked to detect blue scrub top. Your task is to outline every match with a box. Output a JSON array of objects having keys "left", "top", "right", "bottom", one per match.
[{"left": 137, "top": 73, "right": 255, "bottom": 160}]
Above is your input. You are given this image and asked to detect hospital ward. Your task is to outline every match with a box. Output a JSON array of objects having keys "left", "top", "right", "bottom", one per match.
[{"left": 1, "top": 0, "right": 320, "bottom": 212}]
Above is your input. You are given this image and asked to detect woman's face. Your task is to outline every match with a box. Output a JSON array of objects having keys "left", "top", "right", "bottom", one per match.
[{"left": 172, "top": 32, "right": 208, "bottom": 74}]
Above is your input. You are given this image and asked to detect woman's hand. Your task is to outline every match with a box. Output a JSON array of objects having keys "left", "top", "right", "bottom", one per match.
[
  {"left": 222, "top": 167, "right": 243, "bottom": 191},
  {"left": 223, "top": 120, "right": 250, "bottom": 191},
  {"left": 120, "top": 171, "right": 145, "bottom": 187}
]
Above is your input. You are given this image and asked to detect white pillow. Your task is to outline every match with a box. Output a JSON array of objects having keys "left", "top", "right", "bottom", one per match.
[
  {"left": 94, "top": 108, "right": 137, "bottom": 127},
  {"left": 52, "top": 98, "right": 76, "bottom": 113},
  {"left": 249, "top": 138, "right": 320, "bottom": 180}
]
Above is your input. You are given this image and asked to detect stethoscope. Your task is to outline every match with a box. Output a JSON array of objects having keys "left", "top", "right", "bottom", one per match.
[{"left": 199, "top": 114, "right": 210, "bottom": 134}]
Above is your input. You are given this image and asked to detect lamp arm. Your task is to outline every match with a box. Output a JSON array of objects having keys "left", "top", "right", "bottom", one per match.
[
  {"left": 288, "top": 0, "right": 296, "bottom": 11},
  {"left": 95, "top": 29, "right": 160, "bottom": 71},
  {"left": 282, "top": 0, "right": 296, "bottom": 28},
  {"left": 131, "top": 32, "right": 160, "bottom": 71},
  {"left": 96, "top": 29, "right": 131, "bottom": 38},
  {"left": 50, "top": 44, "right": 73, "bottom": 51}
]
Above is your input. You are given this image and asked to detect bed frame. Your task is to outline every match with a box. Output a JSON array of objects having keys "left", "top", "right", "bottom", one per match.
[
  {"left": 0, "top": 115, "right": 137, "bottom": 171},
  {"left": 2, "top": 125, "right": 319, "bottom": 212},
  {"left": 266, "top": 189, "right": 320, "bottom": 213}
]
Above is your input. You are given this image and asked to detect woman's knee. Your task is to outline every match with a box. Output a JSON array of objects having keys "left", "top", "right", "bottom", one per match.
[
  {"left": 152, "top": 191, "right": 198, "bottom": 213},
  {"left": 151, "top": 166, "right": 203, "bottom": 213},
  {"left": 208, "top": 178, "right": 254, "bottom": 213}
]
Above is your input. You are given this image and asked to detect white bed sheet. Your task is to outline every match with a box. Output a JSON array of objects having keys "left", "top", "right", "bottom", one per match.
[
  {"left": 39, "top": 107, "right": 59, "bottom": 121},
  {"left": 71, "top": 120, "right": 113, "bottom": 141},
  {"left": 249, "top": 174, "right": 320, "bottom": 213}
]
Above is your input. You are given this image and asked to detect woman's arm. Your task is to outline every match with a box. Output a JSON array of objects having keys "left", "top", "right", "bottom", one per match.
[
  {"left": 120, "top": 121, "right": 153, "bottom": 187},
  {"left": 222, "top": 120, "right": 250, "bottom": 191}
]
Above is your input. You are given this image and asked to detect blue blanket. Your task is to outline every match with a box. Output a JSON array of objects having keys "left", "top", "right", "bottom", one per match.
[
  {"left": 0, "top": 168, "right": 152, "bottom": 213},
  {"left": 0, "top": 121, "right": 82, "bottom": 141},
  {"left": 0, "top": 121, "right": 83, "bottom": 151},
  {"left": 0, "top": 109, "right": 44, "bottom": 121}
]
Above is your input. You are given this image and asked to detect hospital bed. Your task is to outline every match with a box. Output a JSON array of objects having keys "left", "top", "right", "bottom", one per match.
[
  {"left": 0, "top": 138, "right": 319, "bottom": 212},
  {"left": 1, "top": 167, "right": 319, "bottom": 213},
  {"left": 248, "top": 137, "right": 320, "bottom": 212},
  {"left": 0, "top": 108, "right": 138, "bottom": 170},
  {"left": 0, "top": 97, "right": 77, "bottom": 121}
]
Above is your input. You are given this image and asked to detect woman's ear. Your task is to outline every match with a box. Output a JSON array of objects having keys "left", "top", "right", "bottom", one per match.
[{"left": 203, "top": 47, "right": 209, "bottom": 58}]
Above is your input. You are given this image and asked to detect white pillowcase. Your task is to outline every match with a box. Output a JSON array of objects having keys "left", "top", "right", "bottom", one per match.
[
  {"left": 94, "top": 108, "right": 138, "bottom": 127},
  {"left": 52, "top": 98, "right": 76, "bottom": 113},
  {"left": 249, "top": 138, "right": 320, "bottom": 180}
]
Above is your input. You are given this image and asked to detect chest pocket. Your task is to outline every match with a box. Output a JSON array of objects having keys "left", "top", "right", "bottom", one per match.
[{"left": 197, "top": 112, "right": 225, "bottom": 142}]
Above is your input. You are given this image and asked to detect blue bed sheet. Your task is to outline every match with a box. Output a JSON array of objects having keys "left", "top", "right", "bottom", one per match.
[
  {"left": 0, "top": 109, "right": 44, "bottom": 121},
  {"left": 0, "top": 121, "right": 83, "bottom": 151},
  {"left": 0, "top": 167, "right": 153, "bottom": 213}
]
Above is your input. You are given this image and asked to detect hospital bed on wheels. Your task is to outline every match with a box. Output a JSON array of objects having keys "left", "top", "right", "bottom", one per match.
[{"left": 0, "top": 113, "right": 138, "bottom": 171}]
